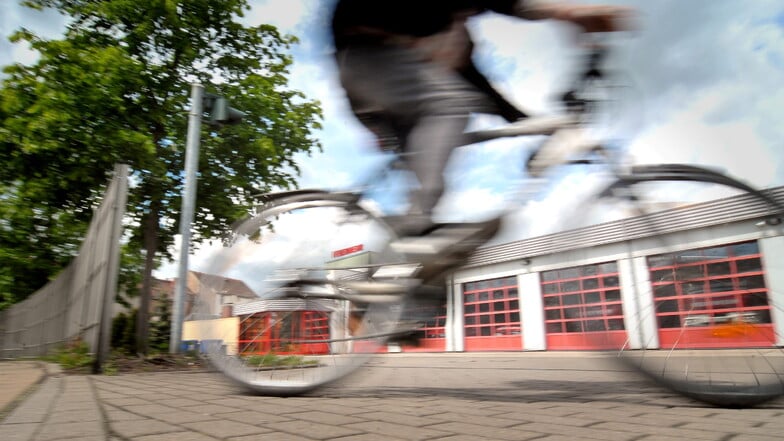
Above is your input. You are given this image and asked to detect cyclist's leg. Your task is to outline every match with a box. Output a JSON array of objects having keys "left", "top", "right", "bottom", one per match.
[
  {"left": 337, "top": 43, "right": 494, "bottom": 235},
  {"left": 458, "top": 61, "right": 529, "bottom": 123}
]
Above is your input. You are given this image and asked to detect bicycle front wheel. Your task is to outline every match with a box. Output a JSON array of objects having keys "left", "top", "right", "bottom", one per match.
[
  {"left": 594, "top": 164, "right": 784, "bottom": 407},
  {"left": 189, "top": 191, "right": 408, "bottom": 396}
]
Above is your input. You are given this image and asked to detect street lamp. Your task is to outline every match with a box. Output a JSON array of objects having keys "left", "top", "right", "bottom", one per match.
[
  {"left": 203, "top": 93, "right": 246, "bottom": 126},
  {"left": 170, "top": 84, "right": 244, "bottom": 354}
]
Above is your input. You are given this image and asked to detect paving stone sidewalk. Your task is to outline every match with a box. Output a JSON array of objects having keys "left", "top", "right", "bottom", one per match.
[
  {"left": 0, "top": 360, "right": 48, "bottom": 412},
  {"left": 2, "top": 353, "right": 783, "bottom": 440}
]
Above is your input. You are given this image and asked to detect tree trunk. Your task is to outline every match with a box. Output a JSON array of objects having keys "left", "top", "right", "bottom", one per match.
[{"left": 136, "top": 207, "right": 159, "bottom": 355}]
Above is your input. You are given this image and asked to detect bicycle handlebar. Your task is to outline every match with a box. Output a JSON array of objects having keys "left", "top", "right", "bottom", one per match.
[
  {"left": 560, "top": 45, "right": 608, "bottom": 115},
  {"left": 466, "top": 45, "right": 612, "bottom": 144}
]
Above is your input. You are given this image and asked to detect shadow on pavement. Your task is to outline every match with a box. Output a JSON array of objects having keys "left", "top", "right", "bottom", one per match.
[{"left": 313, "top": 377, "right": 784, "bottom": 409}]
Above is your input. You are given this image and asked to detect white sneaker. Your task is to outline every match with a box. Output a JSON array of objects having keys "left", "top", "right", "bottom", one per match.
[{"left": 389, "top": 218, "right": 502, "bottom": 262}]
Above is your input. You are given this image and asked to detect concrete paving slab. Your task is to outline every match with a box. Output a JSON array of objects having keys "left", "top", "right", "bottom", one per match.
[{"left": 1, "top": 353, "right": 783, "bottom": 440}]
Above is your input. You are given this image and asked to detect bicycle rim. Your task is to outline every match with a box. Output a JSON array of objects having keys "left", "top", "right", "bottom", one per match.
[
  {"left": 188, "top": 192, "right": 406, "bottom": 396},
  {"left": 592, "top": 164, "right": 784, "bottom": 407}
]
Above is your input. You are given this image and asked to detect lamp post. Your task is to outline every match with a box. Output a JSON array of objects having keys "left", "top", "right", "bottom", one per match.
[
  {"left": 170, "top": 84, "right": 244, "bottom": 354},
  {"left": 170, "top": 83, "right": 204, "bottom": 354}
]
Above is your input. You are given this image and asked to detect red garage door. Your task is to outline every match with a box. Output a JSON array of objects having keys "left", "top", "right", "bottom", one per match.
[
  {"left": 239, "top": 311, "right": 330, "bottom": 355},
  {"left": 648, "top": 241, "right": 775, "bottom": 348},
  {"left": 541, "top": 262, "right": 627, "bottom": 350},
  {"left": 463, "top": 276, "right": 522, "bottom": 351}
]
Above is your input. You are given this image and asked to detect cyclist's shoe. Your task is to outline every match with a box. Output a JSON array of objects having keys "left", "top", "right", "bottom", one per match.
[
  {"left": 382, "top": 213, "right": 438, "bottom": 237},
  {"left": 389, "top": 217, "right": 501, "bottom": 259},
  {"left": 389, "top": 217, "right": 502, "bottom": 283}
]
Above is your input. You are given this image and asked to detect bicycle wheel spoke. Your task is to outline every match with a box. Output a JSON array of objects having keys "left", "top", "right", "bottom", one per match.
[
  {"left": 187, "top": 193, "right": 404, "bottom": 395},
  {"left": 595, "top": 166, "right": 784, "bottom": 406}
]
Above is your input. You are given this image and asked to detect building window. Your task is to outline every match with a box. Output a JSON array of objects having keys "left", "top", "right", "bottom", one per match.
[
  {"left": 648, "top": 241, "right": 771, "bottom": 330},
  {"left": 540, "top": 262, "right": 624, "bottom": 335},
  {"left": 463, "top": 276, "right": 520, "bottom": 338}
]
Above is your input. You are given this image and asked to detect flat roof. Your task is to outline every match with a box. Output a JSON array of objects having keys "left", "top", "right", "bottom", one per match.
[{"left": 464, "top": 186, "right": 784, "bottom": 268}]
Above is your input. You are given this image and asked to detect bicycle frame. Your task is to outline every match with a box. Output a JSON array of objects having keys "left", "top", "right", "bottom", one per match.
[{"left": 196, "top": 42, "right": 784, "bottom": 405}]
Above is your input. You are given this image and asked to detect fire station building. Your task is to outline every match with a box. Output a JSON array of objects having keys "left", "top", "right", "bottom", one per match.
[
  {"left": 387, "top": 186, "right": 784, "bottom": 352},
  {"left": 209, "top": 186, "right": 784, "bottom": 356}
]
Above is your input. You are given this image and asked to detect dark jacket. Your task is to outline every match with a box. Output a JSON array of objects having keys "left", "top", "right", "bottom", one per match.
[
  {"left": 332, "top": 0, "right": 527, "bottom": 121},
  {"left": 332, "top": 0, "right": 521, "bottom": 49}
]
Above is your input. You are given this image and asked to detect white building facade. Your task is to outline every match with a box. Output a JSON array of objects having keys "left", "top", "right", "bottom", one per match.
[{"left": 403, "top": 187, "right": 784, "bottom": 353}]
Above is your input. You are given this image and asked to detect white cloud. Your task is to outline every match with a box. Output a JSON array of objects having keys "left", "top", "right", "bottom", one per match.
[
  {"left": 243, "top": 0, "right": 309, "bottom": 34},
  {"left": 0, "top": 4, "right": 67, "bottom": 69},
  {"left": 186, "top": 205, "right": 394, "bottom": 294},
  {"left": 4, "top": 0, "right": 783, "bottom": 276},
  {"left": 470, "top": 14, "right": 575, "bottom": 114},
  {"left": 489, "top": 170, "right": 616, "bottom": 244},
  {"left": 465, "top": 0, "right": 784, "bottom": 244},
  {"left": 435, "top": 186, "right": 509, "bottom": 224},
  {"left": 627, "top": 93, "right": 779, "bottom": 189}
]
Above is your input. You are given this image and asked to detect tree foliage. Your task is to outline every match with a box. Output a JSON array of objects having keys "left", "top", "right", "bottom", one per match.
[{"left": 0, "top": 0, "right": 322, "bottom": 351}]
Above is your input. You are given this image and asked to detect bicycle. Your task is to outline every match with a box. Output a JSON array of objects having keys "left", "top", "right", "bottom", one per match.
[{"left": 191, "top": 42, "right": 784, "bottom": 407}]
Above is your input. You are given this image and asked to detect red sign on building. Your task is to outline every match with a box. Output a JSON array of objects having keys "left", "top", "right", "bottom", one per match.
[{"left": 332, "top": 244, "right": 364, "bottom": 259}]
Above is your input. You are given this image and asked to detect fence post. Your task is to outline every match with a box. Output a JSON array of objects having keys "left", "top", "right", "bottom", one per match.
[{"left": 94, "top": 164, "right": 129, "bottom": 373}]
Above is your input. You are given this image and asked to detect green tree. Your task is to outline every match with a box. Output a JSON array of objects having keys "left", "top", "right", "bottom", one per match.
[
  {"left": 0, "top": 0, "right": 322, "bottom": 352},
  {"left": 149, "top": 299, "right": 172, "bottom": 353}
]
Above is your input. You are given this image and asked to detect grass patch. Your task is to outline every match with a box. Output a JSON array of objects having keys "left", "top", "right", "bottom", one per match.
[
  {"left": 43, "top": 339, "right": 94, "bottom": 371},
  {"left": 101, "top": 351, "right": 206, "bottom": 374},
  {"left": 101, "top": 359, "right": 119, "bottom": 376},
  {"left": 244, "top": 353, "right": 318, "bottom": 367},
  {"left": 43, "top": 344, "right": 207, "bottom": 375}
]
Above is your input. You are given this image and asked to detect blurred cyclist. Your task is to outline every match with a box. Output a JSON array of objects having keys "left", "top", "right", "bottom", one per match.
[{"left": 331, "top": 1, "right": 634, "bottom": 278}]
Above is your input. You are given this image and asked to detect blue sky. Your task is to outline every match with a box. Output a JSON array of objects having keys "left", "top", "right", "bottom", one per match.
[
  {"left": 245, "top": 0, "right": 784, "bottom": 240},
  {"left": 249, "top": 2, "right": 784, "bottom": 186},
  {"left": 3, "top": 0, "right": 784, "bottom": 279}
]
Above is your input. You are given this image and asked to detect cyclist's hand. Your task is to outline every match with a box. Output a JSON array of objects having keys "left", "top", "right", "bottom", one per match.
[{"left": 566, "top": 5, "right": 636, "bottom": 33}]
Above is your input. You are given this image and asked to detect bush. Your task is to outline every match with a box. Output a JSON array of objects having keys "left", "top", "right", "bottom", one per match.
[
  {"left": 111, "top": 300, "right": 171, "bottom": 356},
  {"left": 46, "top": 339, "right": 93, "bottom": 370},
  {"left": 111, "top": 310, "right": 137, "bottom": 354}
]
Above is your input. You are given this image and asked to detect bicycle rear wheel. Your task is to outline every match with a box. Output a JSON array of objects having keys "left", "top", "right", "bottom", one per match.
[
  {"left": 593, "top": 164, "right": 784, "bottom": 407},
  {"left": 188, "top": 191, "right": 408, "bottom": 395}
]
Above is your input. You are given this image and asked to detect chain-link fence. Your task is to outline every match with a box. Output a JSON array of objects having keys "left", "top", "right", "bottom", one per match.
[{"left": 0, "top": 164, "right": 128, "bottom": 370}]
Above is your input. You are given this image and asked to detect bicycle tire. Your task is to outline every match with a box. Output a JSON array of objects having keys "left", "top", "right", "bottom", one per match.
[
  {"left": 594, "top": 164, "right": 784, "bottom": 407},
  {"left": 190, "top": 191, "right": 408, "bottom": 396}
]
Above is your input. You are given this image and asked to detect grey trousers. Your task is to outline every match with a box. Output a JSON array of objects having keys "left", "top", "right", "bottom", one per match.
[{"left": 337, "top": 44, "right": 495, "bottom": 232}]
